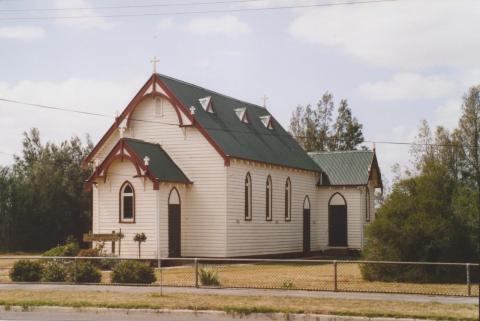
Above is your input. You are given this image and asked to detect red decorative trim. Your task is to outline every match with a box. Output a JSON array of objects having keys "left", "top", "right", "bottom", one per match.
[
  {"left": 154, "top": 75, "right": 231, "bottom": 167},
  {"left": 83, "top": 75, "right": 155, "bottom": 166},
  {"left": 83, "top": 73, "right": 231, "bottom": 168},
  {"left": 86, "top": 138, "right": 158, "bottom": 190}
]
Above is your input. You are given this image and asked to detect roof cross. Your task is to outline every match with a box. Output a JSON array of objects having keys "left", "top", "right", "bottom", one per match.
[
  {"left": 150, "top": 56, "right": 160, "bottom": 73},
  {"left": 261, "top": 94, "right": 269, "bottom": 108}
]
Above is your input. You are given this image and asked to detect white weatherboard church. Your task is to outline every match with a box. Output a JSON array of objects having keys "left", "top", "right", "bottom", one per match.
[{"left": 84, "top": 69, "right": 382, "bottom": 259}]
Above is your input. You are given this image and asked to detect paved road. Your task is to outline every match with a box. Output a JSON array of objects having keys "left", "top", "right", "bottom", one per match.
[{"left": 0, "top": 283, "right": 477, "bottom": 305}]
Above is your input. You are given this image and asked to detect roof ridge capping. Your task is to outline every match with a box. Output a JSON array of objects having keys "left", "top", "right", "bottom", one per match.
[
  {"left": 157, "top": 73, "right": 268, "bottom": 111},
  {"left": 308, "top": 149, "right": 373, "bottom": 155}
]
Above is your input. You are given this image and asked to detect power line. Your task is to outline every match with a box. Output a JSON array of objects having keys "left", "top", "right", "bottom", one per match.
[
  {"left": 0, "top": 97, "right": 471, "bottom": 148},
  {"left": 0, "top": 0, "right": 286, "bottom": 12},
  {"left": 0, "top": 0, "right": 398, "bottom": 21}
]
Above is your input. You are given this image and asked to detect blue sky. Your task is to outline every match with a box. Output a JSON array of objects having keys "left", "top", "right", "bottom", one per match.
[{"left": 1, "top": 0, "right": 479, "bottom": 185}]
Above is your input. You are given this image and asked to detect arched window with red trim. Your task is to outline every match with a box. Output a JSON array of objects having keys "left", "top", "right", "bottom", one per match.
[{"left": 120, "top": 181, "right": 135, "bottom": 223}]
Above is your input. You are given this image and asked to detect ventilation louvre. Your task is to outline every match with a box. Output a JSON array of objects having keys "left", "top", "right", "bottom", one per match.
[
  {"left": 235, "top": 107, "right": 249, "bottom": 123},
  {"left": 198, "top": 96, "right": 214, "bottom": 113},
  {"left": 259, "top": 115, "right": 274, "bottom": 129}
]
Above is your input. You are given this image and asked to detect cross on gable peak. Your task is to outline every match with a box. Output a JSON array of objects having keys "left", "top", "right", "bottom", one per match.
[{"left": 150, "top": 56, "right": 160, "bottom": 74}]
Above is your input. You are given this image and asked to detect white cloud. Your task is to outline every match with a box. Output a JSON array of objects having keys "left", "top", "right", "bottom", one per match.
[
  {"left": 434, "top": 99, "right": 462, "bottom": 129},
  {"left": 184, "top": 15, "right": 251, "bottom": 37},
  {"left": 0, "top": 26, "right": 46, "bottom": 40},
  {"left": 0, "top": 78, "right": 141, "bottom": 164},
  {"left": 53, "top": 0, "right": 112, "bottom": 30},
  {"left": 356, "top": 73, "right": 456, "bottom": 101},
  {"left": 289, "top": 0, "right": 480, "bottom": 69},
  {"left": 156, "top": 18, "right": 174, "bottom": 31}
]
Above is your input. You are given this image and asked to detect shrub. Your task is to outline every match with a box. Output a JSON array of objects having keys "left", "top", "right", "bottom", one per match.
[
  {"left": 98, "top": 257, "right": 118, "bottom": 271},
  {"left": 75, "top": 261, "right": 102, "bottom": 283},
  {"left": 9, "top": 260, "right": 43, "bottom": 282},
  {"left": 77, "top": 248, "right": 100, "bottom": 257},
  {"left": 281, "top": 279, "right": 294, "bottom": 289},
  {"left": 42, "top": 261, "right": 67, "bottom": 282},
  {"left": 199, "top": 267, "right": 220, "bottom": 286},
  {"left": 111, "top": 260, "right": 156, "bottom": 284},
  {"left": 43, "top": 242, "right": 79, "bottom": 257}
]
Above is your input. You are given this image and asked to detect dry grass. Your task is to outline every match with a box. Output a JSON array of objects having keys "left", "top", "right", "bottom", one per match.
[
  {"left": 0, "top": 289, "right": 476, "bottom": 320},
  {"left": 154, "top": 262, "right": 478, "bottom": 297},
  {"left": 1, "top": 256, "right": 478, "bottom": 297}
]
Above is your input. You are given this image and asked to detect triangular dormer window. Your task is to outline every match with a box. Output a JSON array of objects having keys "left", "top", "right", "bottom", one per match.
[
  {"left": 199, "top": 96, "right": 214, "bottom": 113},
  {"left": 235, "top": 107, "right": 249, "bottom": 124},
  {"left": 259, "top": 115, "right": 274, "bottom": 130}
]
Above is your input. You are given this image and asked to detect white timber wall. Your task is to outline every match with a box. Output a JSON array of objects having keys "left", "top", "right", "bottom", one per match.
[
  {"left": 128, "top": 97, "right": 227, "bottom": 257},
  {"left": 226, "top": 159, "right": 319, "bottom": 257},
  {"left": 95, "top": 161, "right": 158, "bottom": 258},
  {"left": 316, "top": 186, "right": 364, "bottom": 249}
]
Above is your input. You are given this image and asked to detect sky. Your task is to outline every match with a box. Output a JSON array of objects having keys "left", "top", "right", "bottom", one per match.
[{"left": 0, "top": 0, "right": 479, "bottom": 186}]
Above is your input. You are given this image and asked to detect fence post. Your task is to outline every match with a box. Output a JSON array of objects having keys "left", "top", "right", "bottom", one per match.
[
  {"left": 195, "top": 258, "right": 199, "bottom": 288},
  {"left": 73, "top": 257, "right": 78, "bottom": 284},
  {"left": 466, "top": 263, "right": 471, "bottom": 296},
  {"left": 333, "top": 260, "right": 338, "bottom": 292},
  {"left": 159, "top": 258, "right": 163, "bottom": 297}
]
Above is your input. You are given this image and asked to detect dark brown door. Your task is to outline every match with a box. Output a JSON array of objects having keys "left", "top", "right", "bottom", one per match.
[
  {"left": 168, "top": 204, "right": 181, "bottom": 257},
  {"left": 303, "top": 208, "right": 311, "bottom": 253},
  {"left": 329, "top": 205, "right": 347, "bottom": 246}
]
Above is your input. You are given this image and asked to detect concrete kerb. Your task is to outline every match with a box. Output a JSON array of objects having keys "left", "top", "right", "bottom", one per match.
[{"left": 0, "top": 305, "right": 433, "bottom": 321}]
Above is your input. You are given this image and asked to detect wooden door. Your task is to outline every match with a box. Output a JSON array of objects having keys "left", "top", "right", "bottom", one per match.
[
  {"left": 303, "top": 208, "right": 311, "bottom": 253},
  {"left": 329, "top": 205, "right": 347, "bottom": 246},
  {"left": 168, "top": 204, "right": 181, "bottom": 257}
]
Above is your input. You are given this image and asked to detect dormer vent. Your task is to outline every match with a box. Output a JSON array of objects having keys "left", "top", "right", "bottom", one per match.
[
  {"left": 259, "top": 115, "right": 274, "bottom": 130},
  {"left": 235, "top": 107, "right": 249, "bottom": 123},
  {"left": 198, "top": 96, "right": 214, "bottom": 113}
]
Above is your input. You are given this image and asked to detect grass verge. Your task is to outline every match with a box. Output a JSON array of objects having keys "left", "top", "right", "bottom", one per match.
[{"left": 0, "top": 290, "right": 476, "bottom": 320}]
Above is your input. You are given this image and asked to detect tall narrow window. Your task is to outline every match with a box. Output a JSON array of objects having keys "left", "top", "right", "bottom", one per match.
[
  {"left": 266, "top": 175, "right": 272, "bottom": 221},
  {"left": 120, "top": 181, "right": 135, "bottom": 223},
  {"left": 366, "top": 187, "right": 371, "bottom": 222},
  {"left": 244, "top": 173, "right": 252, "bottom": 220},
  {"left": 285, "top": 178, "right": 291, "bottom": 221}
]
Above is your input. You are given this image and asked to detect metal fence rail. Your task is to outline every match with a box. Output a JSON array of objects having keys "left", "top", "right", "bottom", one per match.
[{"left": 0, "top": 256, "right": 478, "bottom": 297}]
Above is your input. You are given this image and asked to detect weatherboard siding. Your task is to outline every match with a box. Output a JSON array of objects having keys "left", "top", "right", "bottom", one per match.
[
  {"left": 96, "top": 161, "right": 158, "bottom": 258},
  {"left": 129, "top": 97, "right": 227, "bottom": 257},
  {"left": 226, "top": 160, "right": 319, "bottom": 257},
  {"left": 316, "top": 187, "right": 363, "bottom": 249}
]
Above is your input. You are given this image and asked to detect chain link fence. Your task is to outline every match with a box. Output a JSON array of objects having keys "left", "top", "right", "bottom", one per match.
[{"left": 0, "top": 256, "right": 478, "bottom": 297}]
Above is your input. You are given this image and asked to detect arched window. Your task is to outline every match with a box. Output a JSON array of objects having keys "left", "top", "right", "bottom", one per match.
[
  {"left": 244, "top": 173, "right": 252, "bottom": 221},
  {"left": 285, "top": 178, "right": 291, "bottom": 221},
  {"left": 366, "top": 187, "right": 371, "bottom": 222},
  {"left": 266, "top": 175, "right": 273, "bottom": 221},
  {"left": 120, "top": 181, "right": 135, "bottom": 223}
]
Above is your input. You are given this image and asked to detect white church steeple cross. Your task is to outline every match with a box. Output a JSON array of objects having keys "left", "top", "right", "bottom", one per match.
[{"left": 150, "top": 56, "right": 160, "bottom": 73}]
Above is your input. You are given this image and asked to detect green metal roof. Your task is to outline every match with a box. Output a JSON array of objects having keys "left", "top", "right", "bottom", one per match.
[
  {"left": 124, "top": 138, "right": 191, "bottom": 184},
  {"left": 309, "top": 150, "right": 376, "bottom": 186},
  {"left": 159, "top": 74, "right": 321, "bottom": 172}
]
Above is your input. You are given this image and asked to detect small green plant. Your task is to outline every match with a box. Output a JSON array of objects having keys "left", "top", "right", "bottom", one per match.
[
  {"left": 111, "top": 260, "right": 156, "bottom": 284},
  {"left": 199, "top": 267, "right": 220, "bottom": 286},
  {"left": 75, "top": 261, "right": 102, "bottom": 283},
  {"left": 42, "top": 261, "right": 67, "bottom": 282},
  {"left": 9, "top": 260, "right": 43, "bottom": 282},
  {"left": 133, "top": 233, "right": 147, "bottom": 258},
  {"left": 281, "top": 279, "right": 295, "bottom": 289},
  {"left": 42, "top": 242, "right": 79, "bottom": 257}
]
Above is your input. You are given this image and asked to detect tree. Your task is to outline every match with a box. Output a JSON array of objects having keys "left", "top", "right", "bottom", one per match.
[
  {"left": 456, "top": 85, "right": 480, "bottom": 205},
  {"left": 330, "top": 99, "right": 364, "bottom": 150},
  {"left": 289, "top": 92, "right": 364, "bottom": 152},
  {"left": 362, "top": 85, "right": 480, "bottom": 282},
  {"left": 0, "top": 128, "right": 93, "bottom": 252},
  {"left": 134, "top": 233, "right": 147, "bottom": 258}
]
